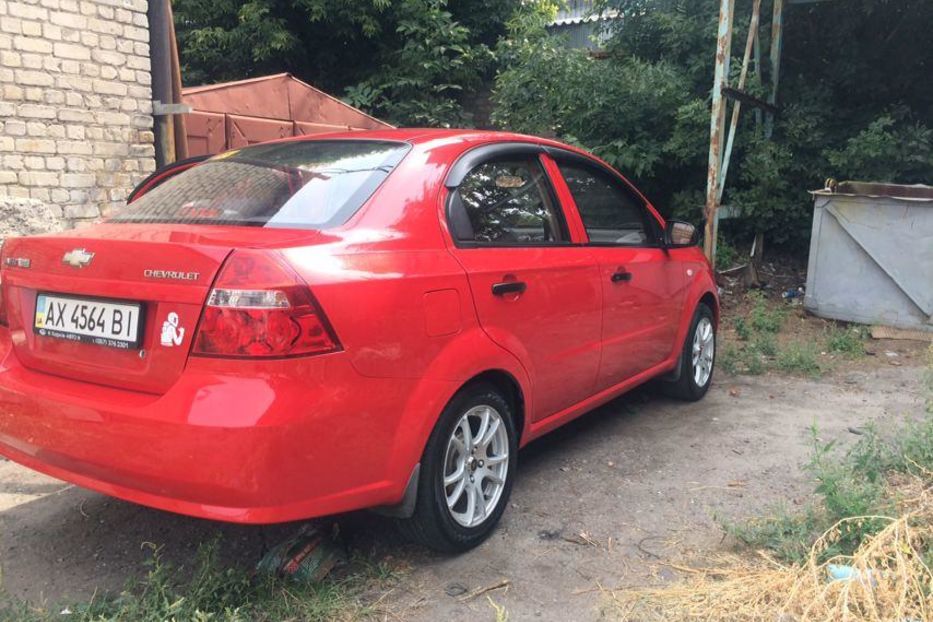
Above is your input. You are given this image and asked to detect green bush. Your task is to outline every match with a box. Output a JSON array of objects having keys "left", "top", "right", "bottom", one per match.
[
  {"left": 715, "top": 237, "right": 739, "bottom": 271},
  {"left": 826, "top": 113, "right": 933, "bottom": 184},
  {"left": 804, "top": 426, "right": 890, "bottom": 558},
  {"left": 343, "top": 0, "right": 495, "bottom": 126},
  {"left": 493, "top": 0, "right": 933, "bottom": 247},
  {"left": 173, "top": 0, "right": 518, "bottom": 127},
  {"left": 492, "top": 2, "right": 701, "bottom": 200}
]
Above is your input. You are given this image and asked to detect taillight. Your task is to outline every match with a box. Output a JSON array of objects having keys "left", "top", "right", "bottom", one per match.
[{"left": 192, "top": 250, "right": 340, "bottom": 358}]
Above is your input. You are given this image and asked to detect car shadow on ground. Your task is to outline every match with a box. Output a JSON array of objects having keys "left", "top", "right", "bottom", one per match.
[{"left": 0, "top": 386, "right": 657, "bottom": 606}]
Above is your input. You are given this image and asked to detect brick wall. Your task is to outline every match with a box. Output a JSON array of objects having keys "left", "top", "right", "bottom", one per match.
[{"left": 0, "top": 0, "right": 155, "bottom": 229}]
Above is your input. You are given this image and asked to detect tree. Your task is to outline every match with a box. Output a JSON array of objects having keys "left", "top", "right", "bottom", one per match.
[
  {"left": 173, "top": 0, "right": 517, "bottom": 126},
  {"left": 493, "top": 0, "right": 933, "bottom": 248}
]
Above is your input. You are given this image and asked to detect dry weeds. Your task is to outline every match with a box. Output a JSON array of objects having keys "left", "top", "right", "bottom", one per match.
[{"left": 608, "top": 469, "right": 933, "bottom": 622}]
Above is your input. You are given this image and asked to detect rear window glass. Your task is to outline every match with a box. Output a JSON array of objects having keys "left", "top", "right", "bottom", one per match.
[{"left": 112, "top": 140, "right": 410, "bottom": 229}]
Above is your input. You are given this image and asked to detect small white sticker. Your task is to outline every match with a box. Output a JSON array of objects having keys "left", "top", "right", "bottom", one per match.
[
  {"left": 160, "top": 312, "right": 185, "bottom": 347},
  {"left": 686, "top": 268, "right": 695, "bottom": 277}
]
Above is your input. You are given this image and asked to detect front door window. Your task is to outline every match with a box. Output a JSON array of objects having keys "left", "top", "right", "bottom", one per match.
[{"left": 450, "top": 157, "right": 569, "bottom": 246}]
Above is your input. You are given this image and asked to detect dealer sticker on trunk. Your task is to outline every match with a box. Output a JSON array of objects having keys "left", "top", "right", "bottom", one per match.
[{"left": 34, "top": 293, "right": 143, "bottom": 350}]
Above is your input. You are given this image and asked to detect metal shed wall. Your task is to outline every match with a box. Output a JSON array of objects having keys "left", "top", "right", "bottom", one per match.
[
  {"left": 804, "top": 182, "right": 933, "bottom": 332},
  {"left": 181, "top": 73, "right": 392, "bottom": 156}
]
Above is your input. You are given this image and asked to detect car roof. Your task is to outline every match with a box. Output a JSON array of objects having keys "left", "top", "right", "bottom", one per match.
[{"left": 274, "top": 127, "right": 585, "bottom": 153}]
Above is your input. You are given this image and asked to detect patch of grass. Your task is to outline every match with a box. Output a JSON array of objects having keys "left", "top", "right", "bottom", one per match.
[
  {"left": 727, "top": 350, "right": 933, "bottom": 563},
  {"left": 725, "top": 504, "right": 824, "bottom": 564},
  {"left": 775, "top": 342, "right": 821, "bottom": 376},
  {"left": 896, "top": 411, "right": 933, "bottom": 469},
  {"left": 722, "top": 293, "right": 828, "bottom": 377},
  {"left": 719, "top": 341, "right": 766, "bottom": 375},
  {"left": 725, "top": 423, "right": 920, "bottom": 564},
  {"left": 732, "top": 316, "right": 751, "bottom": 341},
  {"left": 719, "top": 344, "right": 741, "bottom": 375},
  {"left": 744, "top": 351, "right": 766, "bottom": 375},
  {"left": 825, "top": 324, "right": 867, "bottom": 356},
  {"left": 1, "top": 539, "right": 396, "bottom": 622},
  {"left": 803, "top": 425, "right": 890, "bottom": 558},
  {"left": 748, "top": 292, "right": 785, "bottom": 334},
  {"left": 749, "top": 333, "right": 777, "bottom": 357}
]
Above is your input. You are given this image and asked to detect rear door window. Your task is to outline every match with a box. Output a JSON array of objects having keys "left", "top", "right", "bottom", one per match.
[
  {"left": 448, "top": 157, "right": 569, "bottom": 246},
  {"left": 111, "top": 140, "right": 410, "bottom": 229}
]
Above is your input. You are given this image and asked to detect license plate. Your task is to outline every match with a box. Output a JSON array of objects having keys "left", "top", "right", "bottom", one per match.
[{"left": 34, "top": 293, "right": 143, "bottom": 350}]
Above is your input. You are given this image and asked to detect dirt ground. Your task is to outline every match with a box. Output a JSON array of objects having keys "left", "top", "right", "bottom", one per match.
[{"left": 0, "top": 340, "right": 928, "bottom": 620}]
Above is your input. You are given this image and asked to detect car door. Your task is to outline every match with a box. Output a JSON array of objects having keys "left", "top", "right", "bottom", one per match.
[
  {"left": 444, "top": 146, "right": 602, "bottom": 422},
  {"left": 549, "top": 152, "right": 684, "bottom": 390}
]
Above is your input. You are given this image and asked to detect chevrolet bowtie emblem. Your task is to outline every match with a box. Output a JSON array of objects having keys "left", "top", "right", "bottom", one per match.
[{"left": 62, "top": 248, "right": 95, "bottom": 268}]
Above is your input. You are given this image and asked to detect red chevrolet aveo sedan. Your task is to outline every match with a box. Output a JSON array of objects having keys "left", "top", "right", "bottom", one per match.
[{"left": 0, "top": 129, "right": 717, "bottom": 552}]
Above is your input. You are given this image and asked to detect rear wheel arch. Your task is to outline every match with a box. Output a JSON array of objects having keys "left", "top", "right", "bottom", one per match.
[
  {"left": 383, "top": 332, "right": 531, "bottom": 499},
  {"left": 459, "top": 369, "right": 526, "bottom": 445},
  {"left": 699, "top": 291, "right": 719, "bottom": 327},
  {"left": 396, "top": 373, "right": 521, "bottom": 551},
  {"left": 378, "top": 366, "right": 527, "bottom": 521}
]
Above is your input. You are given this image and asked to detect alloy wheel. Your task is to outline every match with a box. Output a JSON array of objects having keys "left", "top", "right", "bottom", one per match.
[
  {"left": 692, "top": 316, "right": 715, "bottom": 387},
  {"left": 442, "top": 405, "right": 510, "bottom": 528}
]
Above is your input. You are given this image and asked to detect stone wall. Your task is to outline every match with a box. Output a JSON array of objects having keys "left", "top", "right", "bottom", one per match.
[{"left": 0, "top": 0, "right": 155, "bottom": 230}]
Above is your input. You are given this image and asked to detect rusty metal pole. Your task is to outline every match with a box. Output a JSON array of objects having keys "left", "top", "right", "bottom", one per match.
[
  {"left": 167, "top": 0, "right": 189, "bottom": 161},
  {"left": 703, "top": 0, "right": 735, "bottom": 263},
  {"left": 148, "top": 0, "right": 175, "bottom": 168},
  {"left": 718, "top": 0, "right": 762, "bottom": 203},
  {"left": 753, "top": 21, "right": 763, "bottom": 127},
  {"left": 765, "top": 0, "right": 784, "bottom": 138}
]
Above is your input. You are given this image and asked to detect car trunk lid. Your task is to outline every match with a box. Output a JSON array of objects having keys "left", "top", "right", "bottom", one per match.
[{"left": 0, "top": 225, "right": 240, "bottom": 394}]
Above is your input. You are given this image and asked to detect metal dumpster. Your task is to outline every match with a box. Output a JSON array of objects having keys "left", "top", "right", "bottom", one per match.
[{"left": 804, "top": 181, "right": 933, "bottom": 332}]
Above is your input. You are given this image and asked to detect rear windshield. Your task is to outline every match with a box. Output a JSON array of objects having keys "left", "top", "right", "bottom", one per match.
[{"left": 112, "top": 140, "right": 411, "bottom": 229}]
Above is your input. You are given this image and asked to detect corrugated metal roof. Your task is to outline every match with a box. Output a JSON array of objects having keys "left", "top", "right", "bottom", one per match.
[{"left": 551, "top": 0, "right": 620, "bottom": 26}]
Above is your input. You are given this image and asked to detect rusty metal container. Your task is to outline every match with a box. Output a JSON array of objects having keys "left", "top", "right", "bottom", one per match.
[
  {"left": 181, "top": 73, "right": 392, "bottom": 156},
  {"left": 804, "top": 181, "right": 933, "bottom": 331}
]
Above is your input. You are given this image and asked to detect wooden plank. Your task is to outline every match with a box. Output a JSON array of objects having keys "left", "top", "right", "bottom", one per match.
[
  {"left": 722, "top": 86, "right": 779, "bottom": 115},
  {"left": 870, "top": 326, "right": 933, "bottom": 342}
]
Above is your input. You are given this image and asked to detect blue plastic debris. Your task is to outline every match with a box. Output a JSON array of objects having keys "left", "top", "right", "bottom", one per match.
[{"left": 827, "top": 564, "right": 878, "bottom": 587}]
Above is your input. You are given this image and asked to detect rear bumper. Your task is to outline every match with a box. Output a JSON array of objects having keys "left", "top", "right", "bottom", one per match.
[{"left": 0, "top": 331, "right": 447, "bottom": 523}]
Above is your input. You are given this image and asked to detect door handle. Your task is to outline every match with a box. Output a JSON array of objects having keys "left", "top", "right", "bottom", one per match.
[
  {"left": 491, "top": 281, "right": 527, "bottom": 296},
  {"left": 611, "top": 270, "right": 633, "bottom": 283}
]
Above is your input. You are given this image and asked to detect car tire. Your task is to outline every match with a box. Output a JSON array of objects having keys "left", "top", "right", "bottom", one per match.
[
  {"left": 661, "top": 303, "right": 716, "bottom": 401},
  {"left": 396, "top": 382, "right": 517, "bottom": 553}
]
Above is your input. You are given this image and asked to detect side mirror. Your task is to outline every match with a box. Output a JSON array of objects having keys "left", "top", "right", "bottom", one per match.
[{"left": 663, "top": 220, "right": 699, "bottom": 248}]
